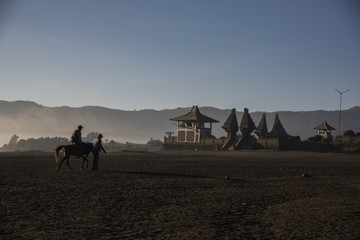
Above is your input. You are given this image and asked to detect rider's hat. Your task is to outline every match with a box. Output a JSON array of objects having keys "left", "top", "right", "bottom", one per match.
[
  {"left": 98, "top": 133, "right": 103, "bottom": 139},
  {"left": 78, "top": 125, "right": 84, "bottom": 129}
]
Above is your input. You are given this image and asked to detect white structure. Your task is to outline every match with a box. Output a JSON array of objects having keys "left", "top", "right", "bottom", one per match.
[
  {"left": 170, "top": 106, "right": 219, "bottom": 143},
  {"left": 314, "top": 121, "right": 336, "bottom": 139}
]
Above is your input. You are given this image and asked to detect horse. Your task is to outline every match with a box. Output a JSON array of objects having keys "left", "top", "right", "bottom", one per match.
[{"left": 55, "top": 142, "right": 94, "bottom": 171}]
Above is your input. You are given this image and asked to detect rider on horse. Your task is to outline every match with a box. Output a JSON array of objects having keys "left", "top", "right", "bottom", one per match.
[{"left": 71, "top": 125, "right": 86, "bottom": 157}]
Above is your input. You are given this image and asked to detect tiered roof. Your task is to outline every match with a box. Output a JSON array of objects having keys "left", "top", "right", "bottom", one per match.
[
  {"left": 170, "top": 106, "right": 219, "bottom": 123},
  {"left": 254, "top": 113, "right": 268, "bottom": 138},
  {"left": 239, "top": 108, "right": 256, "bottom": 132},
  {"left": 268, "top": 113, "right": 290, "bottom": 138},
  {"left": 314, "top": 121, "right": 336, "bottom": 130},
  {"left": 222, "top": 108, "right": 239, "bottom": 133}
]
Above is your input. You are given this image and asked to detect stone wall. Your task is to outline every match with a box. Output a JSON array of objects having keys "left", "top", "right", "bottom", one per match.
[
  {"left": 163, "top": 137, "right": 226, "bottom": 151},
  {"left": 257, "top": 137, "right": 336, "bottom": 152},
  {"left": 336, "top": 136, "right": 360, "bottom": 145}
]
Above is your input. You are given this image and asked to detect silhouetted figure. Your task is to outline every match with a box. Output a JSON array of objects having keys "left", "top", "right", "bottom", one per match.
[
  {"left": 55, "top": 143, "right": 94, "bottom": 171},
  {"left": 71, "top": 125, "right": 85, "bottom": 157},
  {"left": 91, "top": 133, "right": 107, "bottom": 171}
]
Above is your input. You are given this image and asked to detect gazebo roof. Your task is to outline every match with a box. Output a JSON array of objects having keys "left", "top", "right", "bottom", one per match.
[
  {"left": 314, "top": 121, "right": 336, "bottom": 130},
  {"left": 170, "top": 106, "right": 219, "bottom": 123},
  {"left": 268, "top": 113, "right": 291, "bottom": 138},
  {"left": 239, "top": 108, "right": 256, "bottom": 132},
  {"left": 222, "top": 108, "right": 239, "bottom": 133},
  {"left": 254, "top": 113, "right": 268, "bottom": 137}
]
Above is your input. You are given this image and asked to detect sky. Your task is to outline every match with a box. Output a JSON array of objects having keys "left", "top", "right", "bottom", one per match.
[{"left": 0, "top": 0, "right": 359, "bottom": 112}]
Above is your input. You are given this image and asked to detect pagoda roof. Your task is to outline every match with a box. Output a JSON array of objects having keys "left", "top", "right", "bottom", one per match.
[
  {"left": 314, "top": 121, "right": 336, "bottom": 130},
  {"left": 222, "top": 108, "right": 239, "bottom": 133},
  {"left": 170, "top": 106, "right": 219, "bottom": 123},
  {"left": 268, "top": 113, "right": 290, "bottom": 137},
  {"left": 254, "top": 113, "right": 268, "bottom": 137},
  {"left": 239, "top": 108, "right": 256, "bottom": 132}
]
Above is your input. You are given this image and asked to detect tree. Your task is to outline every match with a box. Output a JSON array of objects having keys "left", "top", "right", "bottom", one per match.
[
  {"left": 83, "top": 132, "right": 99, "bottom": 142},
  {"left": 146, "top": 137, "right": 163, "bottom": 146},
  {"left": 0, "top": 135, "right": 70, "bottom": 151},
  {"left": 8, "top": 134, "right": 19, "bottom": 147},
  {"left": 343, "top": 130, "right": 355, "bottom": 137}
]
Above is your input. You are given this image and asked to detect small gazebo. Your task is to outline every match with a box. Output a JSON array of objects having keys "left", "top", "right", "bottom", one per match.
[
  {"left": 314, "top": 121, "right": 336, "bottom": 139},
  {"left": 170, "top": 106, "right": 219, "bottom": 143}
]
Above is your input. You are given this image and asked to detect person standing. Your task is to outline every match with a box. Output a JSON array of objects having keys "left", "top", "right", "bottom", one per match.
[{"left": 92, "top": 133, "right": 107, "bottom": 171}]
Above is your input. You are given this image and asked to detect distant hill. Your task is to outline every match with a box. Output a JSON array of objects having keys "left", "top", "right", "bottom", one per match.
[{"left": 0, "top": 100, "right": 359, "bottom": 146}]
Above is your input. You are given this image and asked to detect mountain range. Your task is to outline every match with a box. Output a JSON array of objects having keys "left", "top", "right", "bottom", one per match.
[{"left": 0, "top": 100, "right": 359, "bottom": 146}]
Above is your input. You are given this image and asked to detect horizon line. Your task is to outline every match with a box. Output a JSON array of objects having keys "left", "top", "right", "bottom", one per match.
[{"left": 0, "top": 99, "right": 359, "bottom": 113}]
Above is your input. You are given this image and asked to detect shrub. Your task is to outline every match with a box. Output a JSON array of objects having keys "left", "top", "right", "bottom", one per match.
[
  {"left": 307, "top": 135, "right": 323, "bottom": 143},
  {"left": 334, "top": 135, "right": 343, "bottom": 143},
  {"left": 321, "top": 137, "right": 331, "bottom": 145}
]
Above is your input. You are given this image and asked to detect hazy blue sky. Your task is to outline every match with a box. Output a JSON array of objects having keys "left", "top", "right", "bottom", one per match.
[{"left": 0, "top": 0, "right": 359, "bottom": 111}]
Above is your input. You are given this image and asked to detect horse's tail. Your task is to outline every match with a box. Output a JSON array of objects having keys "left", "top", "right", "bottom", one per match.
[{"left": 55, "top": 146, "right": 64, "bottom": 163}]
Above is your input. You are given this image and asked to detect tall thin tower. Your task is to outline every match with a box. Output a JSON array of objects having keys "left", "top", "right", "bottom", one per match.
[{"left": 335, "top": 88, "right": 350, "bottom": 135}]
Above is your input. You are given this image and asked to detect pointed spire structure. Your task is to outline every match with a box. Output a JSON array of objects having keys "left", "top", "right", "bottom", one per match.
[
  {"left": 239, "top": 108, "right": 256, "bottom": 134},
  {"left": 234, "top": 108, "right": 257, "bottom": 150},
  {"left": 254, "top": 113, "right": 268, "bottom": 138},
  {"left": 222, "top": 108, "right": 239, "bottom": 138},
  {"left": 268, "top": 113, "right": 290, "bottom": 138}
]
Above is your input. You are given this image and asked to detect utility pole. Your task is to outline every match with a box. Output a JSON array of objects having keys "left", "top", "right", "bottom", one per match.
[{"left": 335, "top": 88, "right": 350, "bottom": 135}]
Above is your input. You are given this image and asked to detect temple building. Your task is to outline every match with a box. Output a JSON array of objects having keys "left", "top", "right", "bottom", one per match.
[
  {"left": 239, "top": 108, "right": 256, "bottom": 136},
  {"left": 314, "top": 121, "right": 336, "bottom": 139},
  {"left": 222, "top": 108, "right": 238, "bottom": 139},
  {"left": 221, "top": 108, "right": 239, "bottom": 150},
  {"left": 256, "top": 113, "right": 301, "bottom": 150},
  {"left": 268, "top": 113, "right": 291, "bottom": 138},
  {"left": 254, "top": 113, "right": 268, "bottom": 139},
  {"left": 235, "top": 108, "right": 257, "bottom": 149},
  {"left": 169, "top": 106, "right": 219, "bottom": 143},
  {"left": 164, "top": 106, "right": 306, "bottom": 151}
]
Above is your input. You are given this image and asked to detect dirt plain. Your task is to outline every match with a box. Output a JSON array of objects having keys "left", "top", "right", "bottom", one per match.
[{"left": 1, "top": 150, "right": 360, "bottom": 239}]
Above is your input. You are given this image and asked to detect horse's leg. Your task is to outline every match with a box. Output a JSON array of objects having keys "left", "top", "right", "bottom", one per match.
[
  {"left": 80, "top": 156, "right": 88, "bottom": 170},
  {"left": 85, "top": 156, "right": 89, "bottom": 169},
  {"left": 80, "top": 157, "right": 85, "bottom": 170},
  {"left": 57, "top": 156, "right": 67, "bottom": 171},
  {"left": 66, "top": 157, "right": 72, "bottom": 170}
]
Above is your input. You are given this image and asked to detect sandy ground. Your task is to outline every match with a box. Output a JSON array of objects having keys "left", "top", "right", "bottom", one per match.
[{"left": 1, "top": 150, "right": 360, "bottom": 239}]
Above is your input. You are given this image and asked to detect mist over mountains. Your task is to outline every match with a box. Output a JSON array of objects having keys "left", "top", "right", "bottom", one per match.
[{"left": 0, "top": 100, "right": 359, "bottom": 146}]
